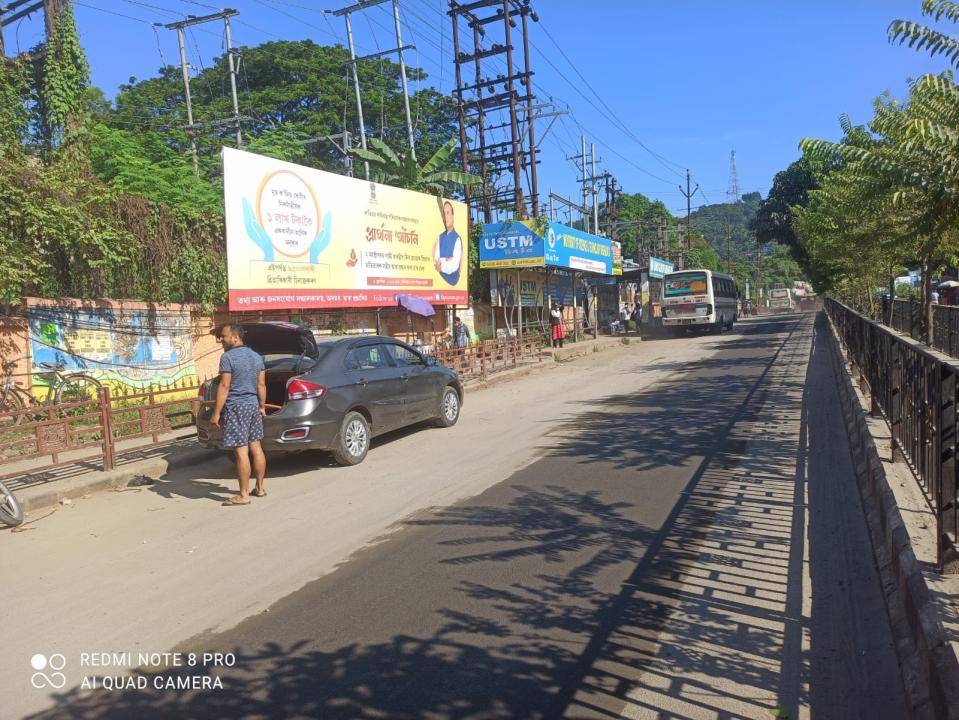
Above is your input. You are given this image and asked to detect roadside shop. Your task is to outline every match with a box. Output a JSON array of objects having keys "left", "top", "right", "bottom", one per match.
[{"left": 479, "top": 220, "right": 619, "bottom": 342}]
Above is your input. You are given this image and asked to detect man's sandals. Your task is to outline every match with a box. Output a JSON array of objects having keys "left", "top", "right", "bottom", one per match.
[{"left": 222, "top": 496, "right": 251, "bottom": 506}]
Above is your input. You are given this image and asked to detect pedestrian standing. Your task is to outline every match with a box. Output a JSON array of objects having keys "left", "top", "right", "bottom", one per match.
[
  {"left": 550, "top": 302, "right": 566, "bottom": 348},
  {"left": 210, "top": 324, "right": 267, "bottom": 506},
  {"left": 453, "top": 315, "right": 471, "bottom": 349},
  {"left": 630, "top": 302, "right": 642, "bottom": 333}
]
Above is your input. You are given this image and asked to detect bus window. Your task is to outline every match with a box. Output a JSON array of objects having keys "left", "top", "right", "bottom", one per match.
[{"left": 664, "top": 272, "right": 708, "bottom": 297}]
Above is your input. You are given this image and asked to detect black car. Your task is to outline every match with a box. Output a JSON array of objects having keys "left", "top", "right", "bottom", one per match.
[{"left": 196, "top": 323, "right": 463, "bottom": 465}]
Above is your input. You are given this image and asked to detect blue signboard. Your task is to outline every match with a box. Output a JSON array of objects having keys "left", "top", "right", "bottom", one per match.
[
  {"left": 479, "top": 220, "right": 545, "bottom": 269},
  {"left": 649, "top": 256, "right": 674, "bottom": 279},
  {"left": 545, "top": 222, "right": 613, "bottom": 275}
]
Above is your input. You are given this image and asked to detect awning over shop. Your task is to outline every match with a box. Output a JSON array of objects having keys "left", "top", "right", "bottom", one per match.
[{"left": 397, "top": 294, "right": 435, "bottom": 317}]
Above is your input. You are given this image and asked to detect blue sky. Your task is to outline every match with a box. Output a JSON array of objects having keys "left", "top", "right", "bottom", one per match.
[{"left": 5, "top": 0, "right": 953, "bottom": 214}]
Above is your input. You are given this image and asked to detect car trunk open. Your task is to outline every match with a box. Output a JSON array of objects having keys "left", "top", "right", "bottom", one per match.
[{"left": 205, "top": 323, "right": 321, "bottom": 414}]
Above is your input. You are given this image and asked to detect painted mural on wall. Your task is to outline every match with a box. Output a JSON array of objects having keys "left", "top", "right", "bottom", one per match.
[{"left": 27, "top": 305, "right": 198, "bottom": 393}]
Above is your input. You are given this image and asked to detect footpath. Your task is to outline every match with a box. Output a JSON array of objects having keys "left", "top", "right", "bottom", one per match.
[{"left": 5, "top": 334, "right": 632, "bottom": 517}]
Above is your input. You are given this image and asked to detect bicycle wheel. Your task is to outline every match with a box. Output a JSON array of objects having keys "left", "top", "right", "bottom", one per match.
[
  {"left": 0, "top": 480, "right": 23, "bottom": 527},
  {"left": 0, "top": 388, "right": 24, "bottom": 426},
  {"left": 55, "top": 374, "right": 102, "bottom": 406}
]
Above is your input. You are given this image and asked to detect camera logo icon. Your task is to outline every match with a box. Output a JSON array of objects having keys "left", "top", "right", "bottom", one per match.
[{"left": 31, "top": 653, "right": 67, "bottom": 689}]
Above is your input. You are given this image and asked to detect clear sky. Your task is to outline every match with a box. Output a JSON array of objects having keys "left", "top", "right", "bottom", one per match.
[{"left": 4, "top": 0, "right": 953, "bottom": 215}]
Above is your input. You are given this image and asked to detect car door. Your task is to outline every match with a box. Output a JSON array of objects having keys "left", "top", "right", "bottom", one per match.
[
  {"left": 385, "top": 342, "right": 435, "bottom": 422},
  {"left": 343, "top": 343, "right": 405, "bottom": 433}
]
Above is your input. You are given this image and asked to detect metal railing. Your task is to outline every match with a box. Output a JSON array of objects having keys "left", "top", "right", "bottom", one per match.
[
  {"left": 827, "top": 299, "right": 957, "bottom": 567},
  {"left": 429, "top": 334, "right": 545, "bottom": 381},
  {"left": 0, "top": 384, "right": 200, "bottom": 480},
  {"left": 881, "top": 298, "right": 959, "bottom": 359}
]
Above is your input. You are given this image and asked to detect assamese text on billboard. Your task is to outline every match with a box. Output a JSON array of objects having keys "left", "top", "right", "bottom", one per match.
[{"left": 223, "top": 147, "right": 469, "bottom": 310}]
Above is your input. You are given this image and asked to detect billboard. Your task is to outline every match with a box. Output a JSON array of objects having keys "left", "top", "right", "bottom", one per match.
[
  {"left": 223, "top": 148, "right": 468, "bottom": 310},
  {"left": 649, "top": 256, "right": 674, "bottom": 279},
  {"left": 545, "top": 223, "right": 613, "bottom": 274},
  {"left": 478, "top": 220, "right": 545, "bottom": 269},
  {"left": 612, "top": 241, "right": 623, "bottom": 276}
]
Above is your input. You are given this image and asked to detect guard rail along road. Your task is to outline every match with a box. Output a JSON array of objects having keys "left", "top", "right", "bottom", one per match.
[{"left": 826, "top": 298, "right": 958, "bottom": 568}]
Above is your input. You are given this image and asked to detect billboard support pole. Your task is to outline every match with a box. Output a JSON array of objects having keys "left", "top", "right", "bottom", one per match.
[{"left": 516, "top": 268, "right": 523, "bottom": 345}]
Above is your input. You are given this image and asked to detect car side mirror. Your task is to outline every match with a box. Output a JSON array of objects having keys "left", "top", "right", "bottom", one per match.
[{"left": 425, "top": 355, "right": 437, "bottom": 366}]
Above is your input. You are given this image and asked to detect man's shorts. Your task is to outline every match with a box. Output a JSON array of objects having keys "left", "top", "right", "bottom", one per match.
[{"left": 222, "top": 404, "right": 264, "bottom": 448}]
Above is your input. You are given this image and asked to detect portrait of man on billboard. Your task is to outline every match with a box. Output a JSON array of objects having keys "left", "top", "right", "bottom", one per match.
[{"left": 433, "top": 200, "right": 462, "bottom": 286}]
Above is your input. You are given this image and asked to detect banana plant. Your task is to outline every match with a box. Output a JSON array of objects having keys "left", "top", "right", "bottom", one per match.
[{"left": 349, "top": 137, "right": 482, "bottom": 196}]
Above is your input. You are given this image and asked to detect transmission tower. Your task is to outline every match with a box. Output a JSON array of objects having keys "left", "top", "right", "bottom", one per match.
[{"left": 727, "top": 149, "right": 740, "bottom": 204}]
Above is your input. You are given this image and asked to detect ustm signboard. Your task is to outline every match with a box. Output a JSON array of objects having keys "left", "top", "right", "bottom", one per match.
[{"left": 222, "top": 148, "right": 469, "bottom": 310}]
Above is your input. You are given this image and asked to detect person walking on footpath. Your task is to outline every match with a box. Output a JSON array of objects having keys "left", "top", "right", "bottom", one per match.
[
  {"left": 550, "top": 302, "right": 566, "bottom": 348},
  {"left": 210, "top": 324, "right": 267, "bottom": 506}
]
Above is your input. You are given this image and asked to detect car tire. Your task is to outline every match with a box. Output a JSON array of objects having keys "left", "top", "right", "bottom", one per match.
[
  {"left": 434, "top": 386, "right": 461, "bottom": 428},
  {"left": 333, "top": 411, "right": 370, "bottom": 466}
]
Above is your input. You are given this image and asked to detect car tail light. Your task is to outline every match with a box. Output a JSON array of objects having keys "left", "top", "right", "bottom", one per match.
[{"left": 287, "top": 378, "right": 326, "bottom": 401}]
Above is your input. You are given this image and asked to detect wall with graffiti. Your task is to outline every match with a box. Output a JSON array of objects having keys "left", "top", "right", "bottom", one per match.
[{"left": 25, "top": 299, "right": 199, "bottom": 397}]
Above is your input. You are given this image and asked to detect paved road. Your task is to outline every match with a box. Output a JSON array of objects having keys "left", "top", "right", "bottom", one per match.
[{"left": 7, "top": 314, "right": 907, "bottom": 719}]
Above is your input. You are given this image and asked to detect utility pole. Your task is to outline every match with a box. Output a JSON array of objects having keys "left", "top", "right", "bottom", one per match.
[
  {"left": 332, "top": 0, "right": 418, "bottom": 177},
  {"left": 390, "top": 0, "right": 415, "bottom": 161},
  {"left": 3, "top": 1, "right": 50, "bottom": 58},
  {"left": 342, "top": 12, "right": 368, "bottom": 179},
  {"left": 223, "top": 13, "right": 242, "bottom": 147},
  {"left": 591, "top": 143, "right": 599, "bottom": 234},
  {"left": 174, "top": 26, "right": 198, "bottom": 176},
  {"left": 165, "top": 9, "right": 243, "bottom": 176},
  {"left": 678, "top": 169, "right": 698, "bottom": 271},
  {"left": 581, "top": 136, "right": 589, "bottom": 232}
]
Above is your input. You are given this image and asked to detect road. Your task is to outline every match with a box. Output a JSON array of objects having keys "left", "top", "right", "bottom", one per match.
[{"left": 3, "top": 314, "right": 907, "bottom": 719}]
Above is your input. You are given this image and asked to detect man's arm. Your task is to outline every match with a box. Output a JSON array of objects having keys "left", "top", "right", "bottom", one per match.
[
  {"left": 210, "top": 371, "right": 231, "bottom": 428},
  {"left": 257, "top": 370, "right": 267, "bottom": 417}
]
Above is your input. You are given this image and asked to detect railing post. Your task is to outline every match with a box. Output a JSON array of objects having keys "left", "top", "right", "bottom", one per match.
[
  {"left": 99, "top": 386, "right": 115, "bottom": 471},
  {"left": 891, "top": 345, "right": 904, "bottom": 463},
  {"left": 939, "top": 363, "right": 956, "bottom": 568}
]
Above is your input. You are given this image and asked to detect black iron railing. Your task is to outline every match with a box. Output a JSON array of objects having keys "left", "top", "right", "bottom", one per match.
[{"left": 827, "top": 298, "right": 957, "bottom": 568}]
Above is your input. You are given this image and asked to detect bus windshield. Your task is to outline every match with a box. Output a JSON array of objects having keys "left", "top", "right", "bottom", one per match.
[{"left": 664, "top": 272, "right": 708, "bottom": 297}]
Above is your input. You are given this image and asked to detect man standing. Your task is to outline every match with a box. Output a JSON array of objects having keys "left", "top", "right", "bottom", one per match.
[
  {"left": 210, "top": 324, "right": 267, "bottom": 506},
  {"left": 453, "top": 316, "right": 471, "bottom": 349},
  {"left": 434, "top": 201, "right": 463, "bottom": 286}
]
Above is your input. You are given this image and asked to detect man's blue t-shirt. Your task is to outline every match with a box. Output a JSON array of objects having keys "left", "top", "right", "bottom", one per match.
[{"left": 218, "top": 346, "right": 265, "bottom": 407}]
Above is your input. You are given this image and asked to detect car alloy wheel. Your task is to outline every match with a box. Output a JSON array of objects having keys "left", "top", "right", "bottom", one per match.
[
  {"left": 443, "top": 390, "right": 459, "bottom": 423},
  {"left": 344, "top": 417, "right": 368, "bottom": 457}
]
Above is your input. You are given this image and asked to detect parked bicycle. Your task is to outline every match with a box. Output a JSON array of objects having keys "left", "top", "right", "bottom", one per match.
[
  {"left": 0, "top": 479, "right": 23, "bottom": 527},
  {"left": 0, "top": 361, "right": 103, "bottom": 425}
]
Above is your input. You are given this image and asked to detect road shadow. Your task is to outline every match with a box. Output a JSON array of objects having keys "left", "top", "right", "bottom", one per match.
[{"left": 23, "top": 313, "right": 904, "bottom": 720}]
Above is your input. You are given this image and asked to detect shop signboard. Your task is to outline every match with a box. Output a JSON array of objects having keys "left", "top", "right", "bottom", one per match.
[
  {"left": 223, "top": 147, "right": 468, "bottom": 310},
  {"left": 612, "top": 241, "right": 623, "bottom": 276},
  {"left": 478, "top": 220, "right": 545, "bottom": 269},
  {"left": 649, "top": 256, "right": 674, "bottom": 279},
  {"left": 545, "top": 222, "right": 614, "bottom": 275}
]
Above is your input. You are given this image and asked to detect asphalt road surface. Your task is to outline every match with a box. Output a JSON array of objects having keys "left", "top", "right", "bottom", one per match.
[{"left": 7, "top": 313, "right": 907, "bottom": 719}]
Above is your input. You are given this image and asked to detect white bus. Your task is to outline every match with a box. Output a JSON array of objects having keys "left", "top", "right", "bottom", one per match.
[
  {"left": 769, "top": 287, "right": 795, "bottom": 313},
  {"left": 661, "top": 269, "right": 739, "bottom": 333}
]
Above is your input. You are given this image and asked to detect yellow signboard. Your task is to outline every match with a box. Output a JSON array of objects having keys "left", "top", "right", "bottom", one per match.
[{"left": 223, "top": 148, "right": 469, "bottom": 310}]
